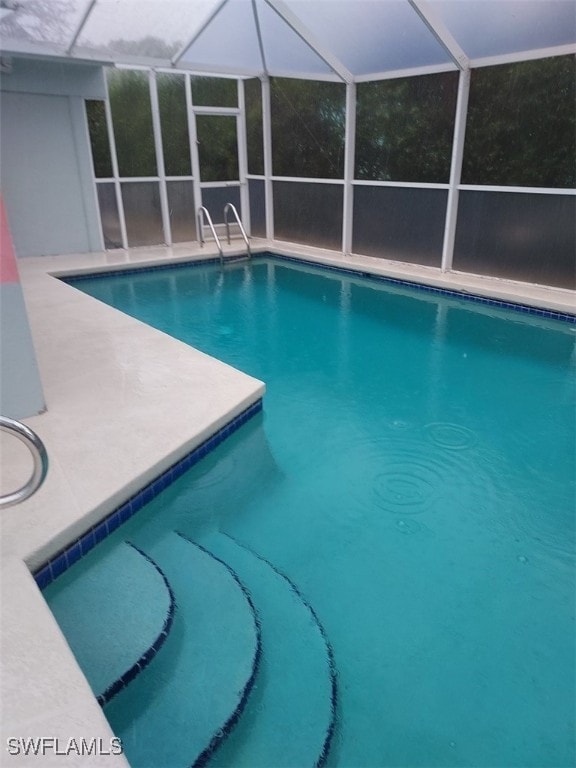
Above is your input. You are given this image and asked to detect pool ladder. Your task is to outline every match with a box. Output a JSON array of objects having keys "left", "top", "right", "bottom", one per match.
[
  {"left": 224, "top": 203, "right": 251, "bottom": 260},
  {"left": 197, "top": 203, "right": 251, "bottom": 263},
  {"left": 0, "top": 416, "right": 48, "bottom": 508}
]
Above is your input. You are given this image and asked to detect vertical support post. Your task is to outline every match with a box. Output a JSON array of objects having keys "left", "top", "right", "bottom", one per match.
[
  {"left": 441, "top": 67, "right": 471, "bottom": 272},
  {"left": 104, "top": 71, "right": 128, "bottom": 250},
  {"left": 79, "top": 99, "right": 105, "bottom": 252},
  {"left": 149, "top": 69, "right": 172, "bottom": 246},
  {"left": 342, "top": 80, "right": 356, "bottom": 255},
  {"left": 186, "top": 74, "right": 203, "bottom": 240},
  {"left": 237, "top": 78, "right": 251, "bottom": 235},
  {"left": 261, "top": 75, "right": 274, "bottom": 240}
]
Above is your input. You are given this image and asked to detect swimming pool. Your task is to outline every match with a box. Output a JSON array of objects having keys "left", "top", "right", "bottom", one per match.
[{"left": 45, "top": 255, "right": 575, "bottom": 767}]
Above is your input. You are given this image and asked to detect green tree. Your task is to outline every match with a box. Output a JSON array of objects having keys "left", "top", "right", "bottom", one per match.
[
  {"left": 86, "top": 100, "right": 113, "bottom": 178},
  {"left": 157, "top": 73, "right": 191, "bottom": 177},
  {"left": 107, "top": 68, "right": 157, "bottom": 177},
  {"left": 270, "top": 78, "right": 346, "bottom": 178},
  {"left": 191, "top": 77, "right": 237, "bottom": 108},
  {"left": 196, "top": 115, "right": 238, "bottom": 181},
  {"left": 355, "top": 72, "right": 458, "bottom": 183},
  {"left": 245, "top": 78, "right": 264, "bottom": 176},
  {"left": 463, "top": 55, "right": 576, "bottom": 187}
]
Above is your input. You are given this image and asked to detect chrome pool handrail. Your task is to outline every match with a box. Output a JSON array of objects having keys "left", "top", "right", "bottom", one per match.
[
  {"left": 0, "top": 416, "right": 48, "bottom": 508},
  {"left": 224, "top": 202, "right": 251, "bottom": 259},
  {"left": 197, "top": 206, "right": 223, "bottom": 262}
]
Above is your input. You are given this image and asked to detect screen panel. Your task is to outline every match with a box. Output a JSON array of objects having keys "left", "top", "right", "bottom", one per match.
[
  {"left": 453, "top": 191, "right": 576, "bottom": 289},
  {"left": 245, "top": 79, "right": 264, "bottom": 176},
  {"left": 201, "top": 186, "right": 241, "bottom": 224},
  {"left": 121, "top": 182, "right": 164, "bottom": 247},
  {"left": 249, "top": 179, "right": 266, "bottom": 238},
  {"left": 157, "top": 74, "right": 191, "bottom": 177},
  {"left": 353, "top": 186, "right": 448, "bottom": 267},
  {"left": 86, "top": 100, "right": 113, "bottom": 179},
  {"left": 463, "top": 56, "right": 575, "bottom": 188},
  {"left": 355, "top": 72, "right": 458, "bottom": 183},
  {"left": 283, "top": 0, "right": 452, "bottom": 75},
  {"left": 271, "top": 79, "right": 345, "bottom": 179},
  {"left": 432, "top": 0, "right": 576, "bottom": 60},
  {"left": 196, "top": 115, "right": 239, "bottom": 182},
  {"left": 192, "top": 76, "right": 237, "bottom": 108},
  {"left": 108, "top": 69, "right": 157, "bottom": 178},
  {"left": 273, "top": 181, "right": 343, "bottom": 250},
  {"left": 167, "top": 181, "right": 196, "bottom": 242},
  {"left": 96, "top": 183, "right": 122, "bottom": 249}
]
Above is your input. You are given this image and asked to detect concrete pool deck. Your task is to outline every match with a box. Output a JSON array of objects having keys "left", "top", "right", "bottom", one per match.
[{"left": 1, "top": 239, "right": 574, "bottom": 765}]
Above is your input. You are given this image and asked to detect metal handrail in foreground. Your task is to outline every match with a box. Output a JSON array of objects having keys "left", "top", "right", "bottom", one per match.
[
  {"left": 0, "top": 416, "right": 48, "bottom": 508},
  {"left": 197, "top": 206, "right": 223, "bottom": 262},
  {"left": 224, "top": 202, "right": 251, "bottom": 259}
]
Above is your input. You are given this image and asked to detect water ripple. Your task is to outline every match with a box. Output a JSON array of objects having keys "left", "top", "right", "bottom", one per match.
[
  {"left": 340, "top": 434, "right": 485, "bottom": 518},
  {"left": 373, "top": 461, "right": 440, "bottom": 515},
  {"left": 424, "top": 422, "right": 477, "bottom": 451}
]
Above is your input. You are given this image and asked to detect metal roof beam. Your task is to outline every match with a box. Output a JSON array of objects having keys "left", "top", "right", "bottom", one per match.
[
  {"left": 66, "top": 0, "right": 97, "bottom": 54},
  {"left": 264, "top": 0, "right": 353, "bottom": 83},
  {"left": 407, "top": 0, "right": 470, "bottom": 70},
  {"left": 171, "top": 0, "right": 230, "bottom": 66},
  {"left": 355, "top": 62, "right": 458, "bottom": 83},
  {"left": 252, "top": 0, "right": 269, "bottom": 76},
  {"left": 471, "top": 43, "right": 576, "bottom": 69}
]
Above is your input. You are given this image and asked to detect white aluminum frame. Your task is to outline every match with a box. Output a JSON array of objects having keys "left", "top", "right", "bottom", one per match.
[
  {"left": 264, "top": 0, "right": 353, "bottom": 84},
  {"left": 441, "top": 67, "right": 470, "bottom": 272},
  {"left": 459, "top": 185, "right": 576, "bottom": 196},
  {"left": 353, "top": 180, "right": 449, "bottom": 190},
  {"left": 342, "top": 81, "right": 356, "bottom": 254},
  {"left": 237, "top": 79, "right": 251, "bottom": 234},
  {"left": 252, "top": 0, "right": 268, "bottom": 75},
  {"left": 261, "top": 76, "right": 274, "bottom": 240},
  {"left": 171, "top": 0, "right": 230, "bottom": 66},
  {"left": 89, "top": 55, "right": 574, "bottom": 276},
  {"left": 186, "top": 73, "right": 202, "bottom": 230},
  {"left": 407, "top": 0, "right": 469, "bottom": 70},
  {"left": 3, "top": 0, "right": 573, "bottom": 88},
  {"left": 66, "top": 0, "right": 97, "bottom": 55},
  {"left": 149, "top": 69, "right": 172, "bottom": 246},
  {"left": 81, "top": 95, "right": 106, "bottom": 252},
  {"left": 103, "top": 74, "right": 128, "bottom": 249}
]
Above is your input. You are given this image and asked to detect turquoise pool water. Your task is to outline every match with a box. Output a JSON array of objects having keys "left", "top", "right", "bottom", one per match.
[{"left": 47, "top": 257, "right": 575, "bottom": 767}]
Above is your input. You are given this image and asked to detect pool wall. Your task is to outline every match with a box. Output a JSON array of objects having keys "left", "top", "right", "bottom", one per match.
[{"left": 33, "top": 399, "right": 263, "bottom": 589}]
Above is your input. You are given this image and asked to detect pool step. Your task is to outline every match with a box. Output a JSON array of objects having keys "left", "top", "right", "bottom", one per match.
[
  {"left": 189, "top": 531, "right": 337, "bottom": 768},
  {"left": 103, "top": 532, "right": 260, "bottom": 768},
  {"left": 45, "top": 541, "right": 173, "bottom": 702}
]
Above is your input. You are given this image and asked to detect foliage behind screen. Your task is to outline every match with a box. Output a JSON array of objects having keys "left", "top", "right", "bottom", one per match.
[
  {"left": 270, "top": 78, "right": 346, "bottom": 179},
  {"left": 355, "top": 72, "right": 459, "bottom": 183},
  {"left": 463, "top": 55, "right": 575, "bottom": 188}
]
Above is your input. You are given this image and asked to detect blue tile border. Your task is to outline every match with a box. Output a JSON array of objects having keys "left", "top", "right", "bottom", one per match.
[
  {"left": 63, "top": 253, "right": 245, "bottom": 283},
  {"left": 97, "top": 543, "right": 176, "bottom": 707},
  {"left": 33, "top": 398, "right": 263, "bottom": 589},
  {"left": 62, "top": 251, "right": 576, "bottom": 324},
  {"left": 271, "top": 253, "right": 576, "bottom": 324}
]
